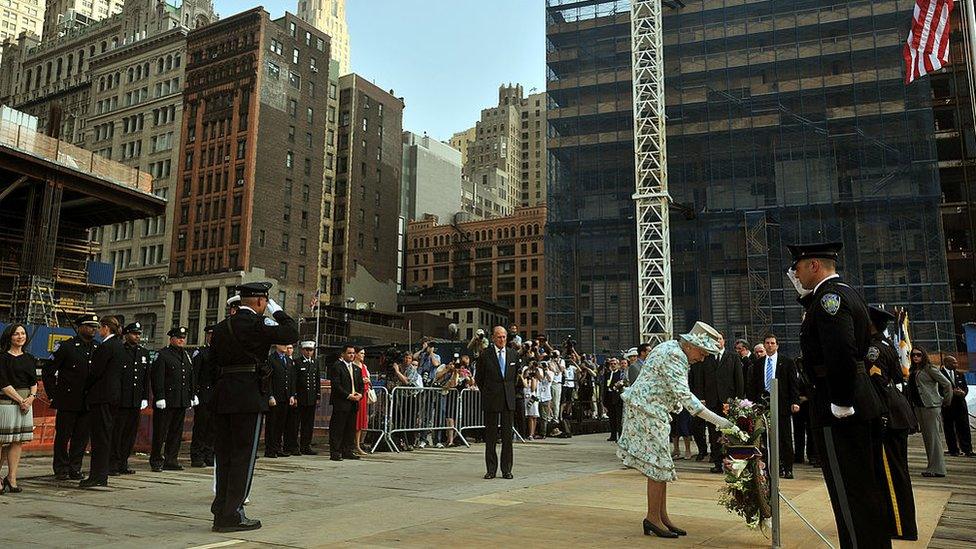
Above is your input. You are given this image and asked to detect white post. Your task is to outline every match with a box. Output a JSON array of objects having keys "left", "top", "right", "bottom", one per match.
[
  {"left": 313, "top": 289, "right": 321, "bottom": 348},
  {"left": 965, "top": 0, "right": 976, "bottom": 72},
  {"left": 770, "top": 378, "right": 781, "bottom": 549}
]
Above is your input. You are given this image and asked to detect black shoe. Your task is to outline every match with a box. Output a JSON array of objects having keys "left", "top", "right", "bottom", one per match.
[
  {"left": 108, "top": 470, "right": 121, "bottom": 477},
  {"left": 204, "top": 459, "right": 214, "bottom": 466},
  {"left": 944, "top": 451, "right": 960, "bottom": 457},
  {"left": 150, "top": 466, "right": 163, "bottom": 472},
  {"left": 665, "top": 523, "right": 687, "bottom": 536},
  {"left": 502, "top": 472, "right": 513, "bottom": 479},
  {"left": 264, "top": 453, "right": 277, "bottom": 458},
  {"left": 921, "top": 472, "right": 946, "bottom": 478},
  {"left": 283, "top": 449, "right": 299, "bottom": 456},
  {"left": 694, "top": 454, "right": 707, "bottom": 462},
  {"left": 212, "top": 518, "right": 262, "bottom": 532},
  {"left": 55, "top": 473, "right": 69, "bottom": 481},
  {"left": 794, "top": 458, "right": 805, "bottom": 464},
  {"left": 809, "top": 460, "right": 820, "bottom": 468},
  {"left": 3, "top": 477, "right": 22, "bottom": 493},
  {"left": 162, "top": 463, "right": 184, "bottom": 471},
  {"left": 78, "top": 477, "right": 108, "bottom": 489},
  {"left": 484, "top": 472, "right": 496, "bottom": 479},
  {"left": 191, "top": 461, "right": 205, "bottom": 468},
  {"left": 330, "top": 455, "right": 342, "bottom": 461},
  {"left": 966, "top": 452, "right": 976, "bottom": 458},
  {"left": 643, "top": 519, "right": 679, "bottom": 538},
  {"left": 606, "top": 436, "right": 617, "bottom": 442},
  {"left": 68, "top": 471, "right": 84, "bottom": 480},
  {"left": 301, "top": 448, "right": 318, "bottom": 455},
  {"left": 709, "top": 465, "right": 724, "bottom": 474},
  {"left": 341, "top": 453, "right": 360, "bottom": 460},
  {"left": 279, "top": 451, "right": 292, "bottom": 457},
  {"left": 121, "top": 468, "right": 136, "bottom": 475}
]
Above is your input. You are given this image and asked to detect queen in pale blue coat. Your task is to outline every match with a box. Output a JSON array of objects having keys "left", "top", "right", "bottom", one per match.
[{"left": 617, "top": 321, "right": 740, "bottom": 539}]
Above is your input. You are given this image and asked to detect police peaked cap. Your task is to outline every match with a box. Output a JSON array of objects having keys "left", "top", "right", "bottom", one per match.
[
  {"left": 226, "top": 294, "right": 241, "bottom": 308},
  {"left": 236, "top": 281, "right": 273, "bottom": 298},
  {"left": 123, "top": 322, "right": 142, "bottom": 334},
  {"left": 168, "top": 326, "right": 188, "bottom": 338},
  {"left": 787, "top": 242, "right": 842, "bottom": 266},
  {"left": 75, "top": 313, "right": 100, "bottom": 327},
  {"left": 300, "top": 341, "right": 316, "bottom": 349},
  {"left": 868, "top": 306, "right": 896, "bottom": 330}
]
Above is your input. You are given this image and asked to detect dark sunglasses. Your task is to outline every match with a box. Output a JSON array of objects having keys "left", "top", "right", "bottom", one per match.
[{"left": 910, "top": 353, "right": 922, "bottom": 357}]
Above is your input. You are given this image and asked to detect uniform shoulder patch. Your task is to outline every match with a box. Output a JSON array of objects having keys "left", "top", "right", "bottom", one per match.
[
  {"left": 820, "top": 293, "right": 841, "bottom": 315},
  {"left": 53, "top": 342, "right": 61, "bottom": 353},
  {"left": 866, "top": 346, "right": 880, "bottom": 362}
]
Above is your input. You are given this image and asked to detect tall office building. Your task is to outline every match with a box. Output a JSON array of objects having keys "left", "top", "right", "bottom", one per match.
[
  {"left": 297, "top": 0, "right": 349, "bottom": 75},
  {"left": 0, "top": 0, "right": 42, "bottom": 56},
  {"left": 42, "top": 0, "right": 123, "bottom": 39},
  {"left": 329, "top": 73, "right": 404, "bottom": 312},
  {"left": 401, "top": 130, "right": 463, "bottom": 224},
  {"left": 167, "top": 8, "right": 331, "bottom": 343},
  {"left": 449, "top": 126, "right": 476, "bottom": 167},
  {"left": 546, "top": 0, "right": 954, "bottom": 352}
]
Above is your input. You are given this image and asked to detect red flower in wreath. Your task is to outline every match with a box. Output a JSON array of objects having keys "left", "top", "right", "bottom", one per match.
[{"left": 736, "top": 416, "right": 754, "bottom": 433}]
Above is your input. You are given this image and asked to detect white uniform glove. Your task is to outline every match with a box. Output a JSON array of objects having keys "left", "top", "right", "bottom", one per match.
[
  {"left": 830, "top": 404, "right": 855, "bottom": 418},
  {"left": 140, "top": 400, "right": 148, "bottom": 410},
  {"left": 269, "top": 396, "right": 277, "bottom": 407},
  {"left": 787, "top": 268, "right": 812, "bottom": 297},
  {"left": 696, "top": 407, "right": 733, "bottom": 429},
  {"left": 191, "top": 396, "right": 199, "bottom": 407},
  {"left": 155, "top": 399, "right": 166, "bottom": 409},
  {"left": 265, "top": 298, "right": 283, "bottom": 315}
]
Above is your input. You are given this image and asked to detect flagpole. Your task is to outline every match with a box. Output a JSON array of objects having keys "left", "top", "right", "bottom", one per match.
[
  {"left": 963, "top": 0, "right": 976, "bottom": 130},
  {"left": 314, "top": 288, "right": 321, "bottom": 349}
]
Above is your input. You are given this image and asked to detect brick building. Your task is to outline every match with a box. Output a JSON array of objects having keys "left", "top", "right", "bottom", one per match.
[
  {"left": 405, "top": 206, "right": 546, "bottom": 338},
  {"left": 329, "top": 73, "right": 404, "bottom": 312},
  {"left": 166, "top": 8, "right": 331, "bottom": 343}
]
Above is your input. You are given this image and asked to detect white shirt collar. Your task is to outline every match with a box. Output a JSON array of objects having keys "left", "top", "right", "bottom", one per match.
[
  {"left": 495, "top": 346, "right": 505, "bottom": 354},
  {"left": 768, "top": 352, "right": 777, "bottom": 364},
  {"left": 812, "top": 273, "right": 840, "bottom": 295},
  {"left": 103, "top": 333, "right": 115, "bottom": 342},
  {"left": 238, "top": 305, "right": 257, "bottom": 314}
]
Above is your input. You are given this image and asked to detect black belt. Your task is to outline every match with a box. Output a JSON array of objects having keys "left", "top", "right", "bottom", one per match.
[{"left": 222, "top": 365, "right": 257, "bottom": 374}]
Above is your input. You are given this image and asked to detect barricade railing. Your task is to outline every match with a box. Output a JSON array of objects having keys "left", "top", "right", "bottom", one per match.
[
  {"left": 386, "top": 386, "right": 467, "bottom": 450},
  {"left": 456, "top": 387, "right": 526, "bottom": 443},
  {"left": 365, "top": 385, "right": 397, "bottom": 454}
]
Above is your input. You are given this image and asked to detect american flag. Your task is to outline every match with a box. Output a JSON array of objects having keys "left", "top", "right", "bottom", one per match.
[
  {"left": 308, "top": 289, "right": 320, "bottom": 312},
  {"left": 904, "top": 0, "right": 955, "bottom": 84}
]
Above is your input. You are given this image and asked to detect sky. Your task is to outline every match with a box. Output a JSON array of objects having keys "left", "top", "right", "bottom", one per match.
[{"left": 212, "top": 0, "right": 547, "bottom": 141}]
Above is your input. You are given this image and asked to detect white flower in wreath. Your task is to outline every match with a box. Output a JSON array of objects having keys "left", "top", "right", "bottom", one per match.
[{"left": 727, "top": 457, "right": 749, "bottom": 479}]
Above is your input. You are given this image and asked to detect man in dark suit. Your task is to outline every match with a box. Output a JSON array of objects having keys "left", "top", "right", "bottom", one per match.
[
  {"left": 474, "top": 326, "right": 519, "bottom": 479},
  {"left": 691, "top": 332, "right": 744, "bottom": 473},
  {"left": 44, "top": 314, "right": 98, "bottom": 480},
  {"left": 264, "top": 344, "right": 296, "bottom": 457},
  {"left": 80, "top": 316, "right": 126, "bottom": 488},
  {"left": 940, "top": 355, "right": 972, "bottom": 457},
  {"left": 190, "top": 325, "right": 217, "bottom": 467},
  {"left": 745, "top": 334, "right": 800, "bottom": 478},
  {"left": 603, "top": 358, "right": 627, "bottom": 442},
  {"left": 210, "top": 282, "right": 298, "bottom": 532},
  {"left": 791, "top": 241, "right": 890, "bottom": 549},
  {"left": 328, "top": 343, "right": 363, "bottom": 461}
]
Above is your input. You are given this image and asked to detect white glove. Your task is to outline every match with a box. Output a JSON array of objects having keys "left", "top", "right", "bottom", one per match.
[
  {"left": 266, "top": 298, "right": 283, "bottom": 315},
  {"left": 140, "top": 400, "right": 148, "bottom": 410},
  {"left": 696, "top": 407, "right": 733, "bottom": 429},
  {"left": 155, "top": 399, "right": 166, "bottom": 410},
  {"left": 269, "top": 396, "right": 277, "bottom": 407},
  {"left": 830, "top": 404, "right": 855, "bottom": 418},
  {"left": 787, "top": 268, "right": 812, "bottom": 297},
  {"left": 191, "top": 396, "right": 199, "bottom": 407}
]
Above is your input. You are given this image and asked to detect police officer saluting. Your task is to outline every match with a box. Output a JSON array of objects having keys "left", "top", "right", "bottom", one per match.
[
  {"left": 287, "top": 341, "right": 321, "bottom": 455},
  {"left": 210, "top": 282, "right": 297, "bottom": 533},
  {"left": 43, "top": 313, "right": 98, "bottom": 480},
  {"left": 191, "top": 325, "right": 217, "bottom": 468},
  {"left": 109, "top": 322, "right": 151, "bottom": 476},
  {"left": 787, "top": 242, "right": 890, "bottom": 549},
  {"left": 150, "top": 326, "right": 196, "bottom": 472}
]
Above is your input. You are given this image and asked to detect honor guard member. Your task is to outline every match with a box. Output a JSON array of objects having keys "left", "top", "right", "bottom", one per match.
[
  {"left": 287, "top": 341, "right": 321, "bottom": 455},
  {"left": 150, "top": 326, "right": 197, "bottom": 472},
  {"left": 210, "top": 282, "right": 297, "bottom": 533},
  {"left": 191, "top": 325, "right": 218, "bottom": 467},
  {"left": 788, "top": 242, "right": 890, "bottom": 549},
  {"left": 43, "top": 314, "right": 99, "bottom": 480},
  {"left": 264, "top": 344, "right": 296, "bottom": 457},
  {"left": 866, "top": 306, "right": 918, "bottom": 540},
  {"left": 80, "top": 316, "right": 126, "bottom": 488},
  {"left": 226, "top": 294, "right": 241, "bottom": 316},
  {"left": 109, "top": 322, "right": 151, "bottom": 476}
]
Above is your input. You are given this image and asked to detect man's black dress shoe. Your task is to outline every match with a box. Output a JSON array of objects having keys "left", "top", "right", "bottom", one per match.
[
  {"left": 709, "top": 465, "right": 724, "bottom": 474},
  {"left": 108, "top": 470, "right": 121, "bottom": 477},
  {"left": 68, "top": 471, "right": 84, "bottom": 480},
  {"left": 212, "top": 518, "right": 262, "bottom": 532},
  {"left": 55, "top": 473, "right": 69, "bottom": 481},
  {"left": 502, "top": 472, "right": 513, "bottom": 479},
  {"left": 121, "top": 468, "right": 136, "bottom": 475},
  {"left": 330, "top": 455, "right": 342, "bottom": 461},
  {"left": 484, "top": 472, "right": 496, "bottom": 479},
  {"left": 151, "top": 466, "right": 163, "bottom": 472},
  {"left": 191, "top": 461, "right": 206, "bottom": 468},
  {"left": 162, "top": 463, "right": 184, "bottom": 471},
  {"left": 342, "top": 453, "right": 360, "bottom": 460},
  {"left": 301, "top": 448, "right": 318, "bottom": 455},
  {"left": 78, "top": 477, "right": 108, "bottom": 488}
]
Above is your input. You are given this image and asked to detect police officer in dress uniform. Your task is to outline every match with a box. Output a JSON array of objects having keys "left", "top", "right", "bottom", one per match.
[
  {"left": 287, "top": 341, "right": 321, "bottom": 455},
  {"left": 43, "top": 314, "right": 99, "bottom": 480},
  {"left": 264, "top": 344, "right": 296, "bottom": 457},
  {"left": 788, "top": 242, "right": 891, "bottom": 549},
  {"left": 210, "top": 282, "right": 297, "bottom": 532},
  {"left": 866, "top": 305, "right": 918, "bottom": 541},
  {"left": 150, "top": 326, "right": 197, "bottom": 472},
  {"left": 80, "top": 316, "right": 126, "bottom": 488},
  {"left": 191, "top": 325, "right": 217, "bottom": 467},
  {"left": 109, "top": 322, "right": 151, "bottom": 476}
]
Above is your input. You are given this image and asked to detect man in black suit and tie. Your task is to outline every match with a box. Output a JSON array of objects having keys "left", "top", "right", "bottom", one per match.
[
  {"left": 328, "top": 344, "right": 363, "bottom": 461},
  {"left": 745, "top": 334, "right": 800, "bottom": 478},
  {"left": 475, "top": 326, "right": 519, "bottom": 479},
  {"left": 690, "top": 332, "right": 744, "bottom": 473}
]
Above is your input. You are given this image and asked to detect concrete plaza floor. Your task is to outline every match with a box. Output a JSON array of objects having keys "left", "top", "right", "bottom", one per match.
[{"left": 0, "top": 434, "right": 951, "bottom": 548}]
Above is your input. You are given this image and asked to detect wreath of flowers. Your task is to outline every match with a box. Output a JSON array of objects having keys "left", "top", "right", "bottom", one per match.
[{"left": 717, "top": 398, "right": 773, "bottom": 531}]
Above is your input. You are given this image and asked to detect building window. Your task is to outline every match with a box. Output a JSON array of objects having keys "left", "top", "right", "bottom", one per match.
[
  {"left": 299, "top": 237, "right": 307, "bottom": 255},
  {"left": 292, "top": 48, "right": 300, "bottom": 64},
  {"left": 298, "top": 265, "right": 306, "bottom": 283},
  {"left": 289, "top": 22, "right": 296, "bottom": 36},
  {"left": 280, "top": 261, "right": 288, "bottom": 280},
  {"left": 286, "top": 151, "right": 293, "bottom": 168},
  {"left": 282, "top": 232, "right": 290, "bottom": 251},
  {"left": 306, "top": 108, "right": 313, "bottom": 124},
  {"left": 259, "top": 229, "right": 266, "bottom": 247}
]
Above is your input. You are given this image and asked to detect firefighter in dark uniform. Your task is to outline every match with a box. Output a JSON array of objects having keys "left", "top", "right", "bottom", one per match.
[
  {"left": 210, "top": 282, "right": 297, "bottom": 533},
  {"left": 191, "top": 325, "right": 217, "bottom": 467},
  {"left": 109, "top": 322, "right": 151, "bottom": 476},
  {"left": 287, "top": 341, "right": 321, "bottom": 455},
  {"left": 866, "top": 305, "right": 918, "bottom": 541},
  {"left": 264, "top": 344, "right": 296, "bottom": 457},
  {"left": 43, "top": 313, "right": 99, "bottom": 480},
  {"left": 788, "top": 242, "right": 890, "bottom": 549},
  {"left": 150, "top": 326, "right": 196, "bottom": 472}
]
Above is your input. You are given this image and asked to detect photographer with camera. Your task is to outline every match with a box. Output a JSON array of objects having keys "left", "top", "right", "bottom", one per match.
[
  {"left": 535, "top": 359, "right": 554, "bottom": 439},
  {"left": 508, "top": 324, "right": 523, "bottom": 348},
  {"left": 412, "top": 338, "right": 441, "bottom": 448},
  {"left": 467, "top": 329, "right": 489, "bottom": 360},
  {"left": 388, "top": 352, "right": 421, "bottom": 450}
]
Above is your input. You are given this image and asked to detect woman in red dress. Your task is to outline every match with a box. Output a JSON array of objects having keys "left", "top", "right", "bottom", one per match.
[{"left": 354, "top": 348, "right": 371, "bottom": 455}]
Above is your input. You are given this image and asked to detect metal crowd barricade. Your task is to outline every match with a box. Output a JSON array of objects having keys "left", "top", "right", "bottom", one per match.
[
  {"left": 387, "top": 386, "right": 468, "bottom": 449},
  {"left": 366, "top": 385, "right": 396, "bottom": 454},
  {"left": 456, "top": 387, "right": 526, "bottom": 443}
]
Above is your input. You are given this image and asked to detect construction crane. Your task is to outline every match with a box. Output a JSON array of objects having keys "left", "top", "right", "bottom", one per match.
[{"left": 631, "top": 0, "right": 676, "bottom": 345}]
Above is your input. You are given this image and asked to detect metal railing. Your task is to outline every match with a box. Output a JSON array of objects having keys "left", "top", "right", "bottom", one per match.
[
  {"left": 386, "top": 386, "right": 467, "bottom": 451},
  {"left": 456, "top": 387, "right": 526, "bottom": 443}
]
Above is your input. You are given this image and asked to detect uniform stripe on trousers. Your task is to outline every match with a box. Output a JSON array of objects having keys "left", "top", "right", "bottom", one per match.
[
  {"left": 823, "top": 426, "right": 858, "bottom": 549},
  {"left": 881, "top": 447, "right": 903, "bottom": 537},
  {"left": 241, "top": 414, "right": 262, "bottom": 514}
]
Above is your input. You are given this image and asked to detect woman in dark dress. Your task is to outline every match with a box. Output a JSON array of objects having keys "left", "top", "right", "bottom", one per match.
[{"left": 0, "top": 323, "right": 38, "bottom": 493}]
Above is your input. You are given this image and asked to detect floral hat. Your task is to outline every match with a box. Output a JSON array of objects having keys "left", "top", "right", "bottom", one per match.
[{"left": 679, "top": 321, "right": 722, "bottom": 355}]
